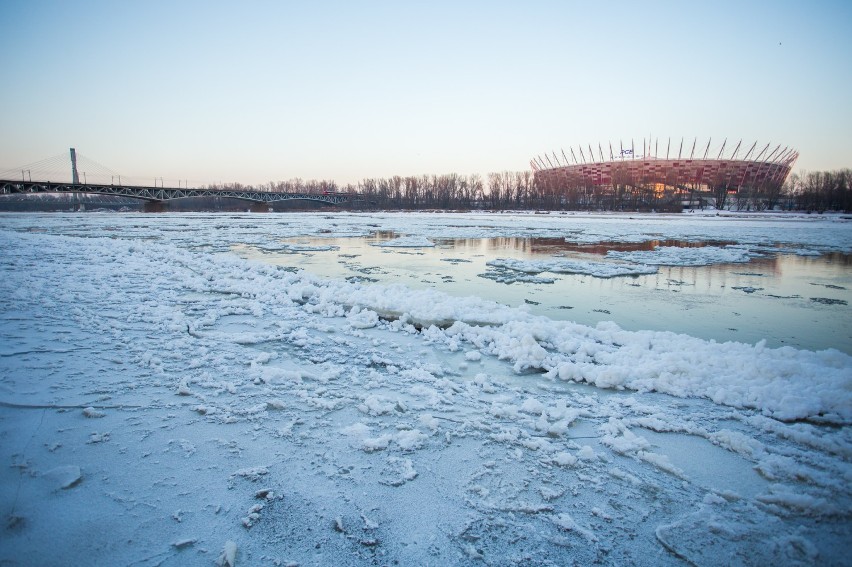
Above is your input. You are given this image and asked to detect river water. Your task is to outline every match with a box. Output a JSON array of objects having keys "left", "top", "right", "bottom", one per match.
[
  {"left": 1, "top": 211, "right": 848, "bottom": 353},
  {"left": 237, "top": 232, "right": 851, "bottom": 354}
]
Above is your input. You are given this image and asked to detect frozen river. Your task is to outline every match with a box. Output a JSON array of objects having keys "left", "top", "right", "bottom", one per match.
[
  {"left": 236, "top": 231, "right": 851, "bottom": 354},
  {"left": 1, "top": 211, "right": 850, "bottom": 566}
]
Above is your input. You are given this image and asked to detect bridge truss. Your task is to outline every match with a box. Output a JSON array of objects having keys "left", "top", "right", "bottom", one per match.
[{"left": 0, "top": 179, "right": 353, "bottom": 206}]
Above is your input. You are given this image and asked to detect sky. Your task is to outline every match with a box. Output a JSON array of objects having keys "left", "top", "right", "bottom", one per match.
[{"left": 1, "top": 0, "right": 850, "bottom": 187}]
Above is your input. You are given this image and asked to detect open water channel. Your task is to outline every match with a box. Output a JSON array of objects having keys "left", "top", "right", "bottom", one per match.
[{"left": 236, "top": 232, "right": 852, "bottom": 355}]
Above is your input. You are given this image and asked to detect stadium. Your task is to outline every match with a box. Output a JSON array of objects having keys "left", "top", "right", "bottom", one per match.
[{"left": 531, "top": 139, "right": 798, "bottom": 210}]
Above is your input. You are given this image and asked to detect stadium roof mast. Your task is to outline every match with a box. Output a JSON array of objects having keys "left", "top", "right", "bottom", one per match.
[
  {"left": 778, "top": 147, "right": 797, "bottom": 164},
  {"left": 765, "top": 144, "right": 782, "bottom": 162},
  {"left": 731, "top": 140, "right": 743, "bottom": 160},
  {"left": 755, "top": 143, "right": 772, "bottom": 161},
  {"left": 716, "top": 139, "right": 727, "bottom": 160},
  {"left": 690, "top": 138, "right": 697, "bottom": 160},
  {"left": 703, "top": 138, "right": 712, "bottom": 160},
  {"left": 743, "top": 141, "right": 758, "bottom": 161}
]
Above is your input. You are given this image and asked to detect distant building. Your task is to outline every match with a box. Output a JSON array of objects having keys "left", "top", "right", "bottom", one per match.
[{"left": 532, "top": 139, "right": 798, "bottom": 209}]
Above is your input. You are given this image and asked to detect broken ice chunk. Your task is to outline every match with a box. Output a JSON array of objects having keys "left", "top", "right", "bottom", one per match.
[{"left": 43, "top": 465, "right": 82, "bottom": 489}]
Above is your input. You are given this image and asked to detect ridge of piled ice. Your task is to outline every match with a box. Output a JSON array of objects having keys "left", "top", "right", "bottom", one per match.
[{"left": 274, "top": 260, "right": 851, "bottom": 423}]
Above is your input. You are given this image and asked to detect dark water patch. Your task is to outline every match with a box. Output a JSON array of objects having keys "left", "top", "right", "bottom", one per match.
[
  {"left": 345, "top": 265, "right": 388, "bottom": 276},
  {"left": 428, "top": 237, "right": 740, "bottom": 257},
  {"left": 819, "top": 252, "right": 852, "bottom": 266},
  {"left": 732, "top": 286, "right": 763, "bottom": 294},
  {"left": 478, "top": 269, "right": 555, "bottom": 285},
  {"left": 810, "top": 297, "right": 847, "bottom": 306},
  {"left": 559, "top": 239, "right": 738, "bottom": 255},
  {"left": 811, "top": 283, "right": 846, "bottom": 290}
]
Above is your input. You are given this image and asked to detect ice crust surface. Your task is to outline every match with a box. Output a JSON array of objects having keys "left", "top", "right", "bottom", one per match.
[
  {"left": 0, "top": 211, "right": 850, "bottom": 566},
  {"left": 607, "top": 245, "right": 760, "bottom": 266}
]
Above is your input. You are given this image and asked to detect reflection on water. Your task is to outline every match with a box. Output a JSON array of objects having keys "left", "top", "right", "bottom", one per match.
[{"left": 236, "top": 235, "right": 852, "bottom": 354}]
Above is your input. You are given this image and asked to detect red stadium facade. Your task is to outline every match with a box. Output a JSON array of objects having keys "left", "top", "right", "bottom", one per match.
[{"left": 531, "top": 139, "right": 798, "bottom": 210}]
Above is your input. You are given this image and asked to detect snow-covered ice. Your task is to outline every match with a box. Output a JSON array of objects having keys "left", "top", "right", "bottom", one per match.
[
  {"left": 607, "top": 245, "right": 761, "bottom": 266},
  {"left": 0, "top": 211, "right": 850, "bottom": 566}
]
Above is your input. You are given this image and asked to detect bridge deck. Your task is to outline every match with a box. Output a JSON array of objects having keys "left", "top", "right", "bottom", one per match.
[{"left": 0, "top": 179, "right": 353, "bottom": 205}]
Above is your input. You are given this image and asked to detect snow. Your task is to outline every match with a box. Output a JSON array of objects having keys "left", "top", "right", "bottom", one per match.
[
  {"left": 0, "top": 211, "right": 850, "bottom": 566},
  {"left": 607, "top": 245, "right": 761, "bottom": 266},
  {"left": 215, "top": 541, "right": 237, "bottom": 567},
  {"left": 42, "top": 465, "right": 83, "bottom": 490}
]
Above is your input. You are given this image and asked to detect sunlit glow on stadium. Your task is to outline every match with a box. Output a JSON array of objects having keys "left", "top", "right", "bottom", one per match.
[{"left": 532, "top": 138, "right": 798, "bottom": 209}]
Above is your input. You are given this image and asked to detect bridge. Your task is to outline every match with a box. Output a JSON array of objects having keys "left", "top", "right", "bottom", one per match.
[
  {"left": 0, "top": 179, "right": 353, "bottom": 205},
  {"left": 0, "top": 149, "right": 355, "bottom": 206}
]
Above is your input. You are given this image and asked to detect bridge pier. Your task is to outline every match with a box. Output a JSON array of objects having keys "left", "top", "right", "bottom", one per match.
[
  {"left": 143, "top": 201, "right": 166, "bottom": 213},
  {"left": 249, "top": 202, "right": 271, "bottom": 213}
]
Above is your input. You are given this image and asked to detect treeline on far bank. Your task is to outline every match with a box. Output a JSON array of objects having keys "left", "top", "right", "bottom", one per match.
[
  {"left": 785, "top": 169, "right": 852, "bottom": 212},
  {"left": 5, "top": 168, "right": 847, "bottom": 213},
  {"left": 208, "top": 167, "right": 851, "bottom": 212}
]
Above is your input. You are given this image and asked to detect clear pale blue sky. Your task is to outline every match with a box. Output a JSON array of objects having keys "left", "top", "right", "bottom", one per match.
[{"left": 1, "top": 0, "right": 850, "bottom": 186}]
